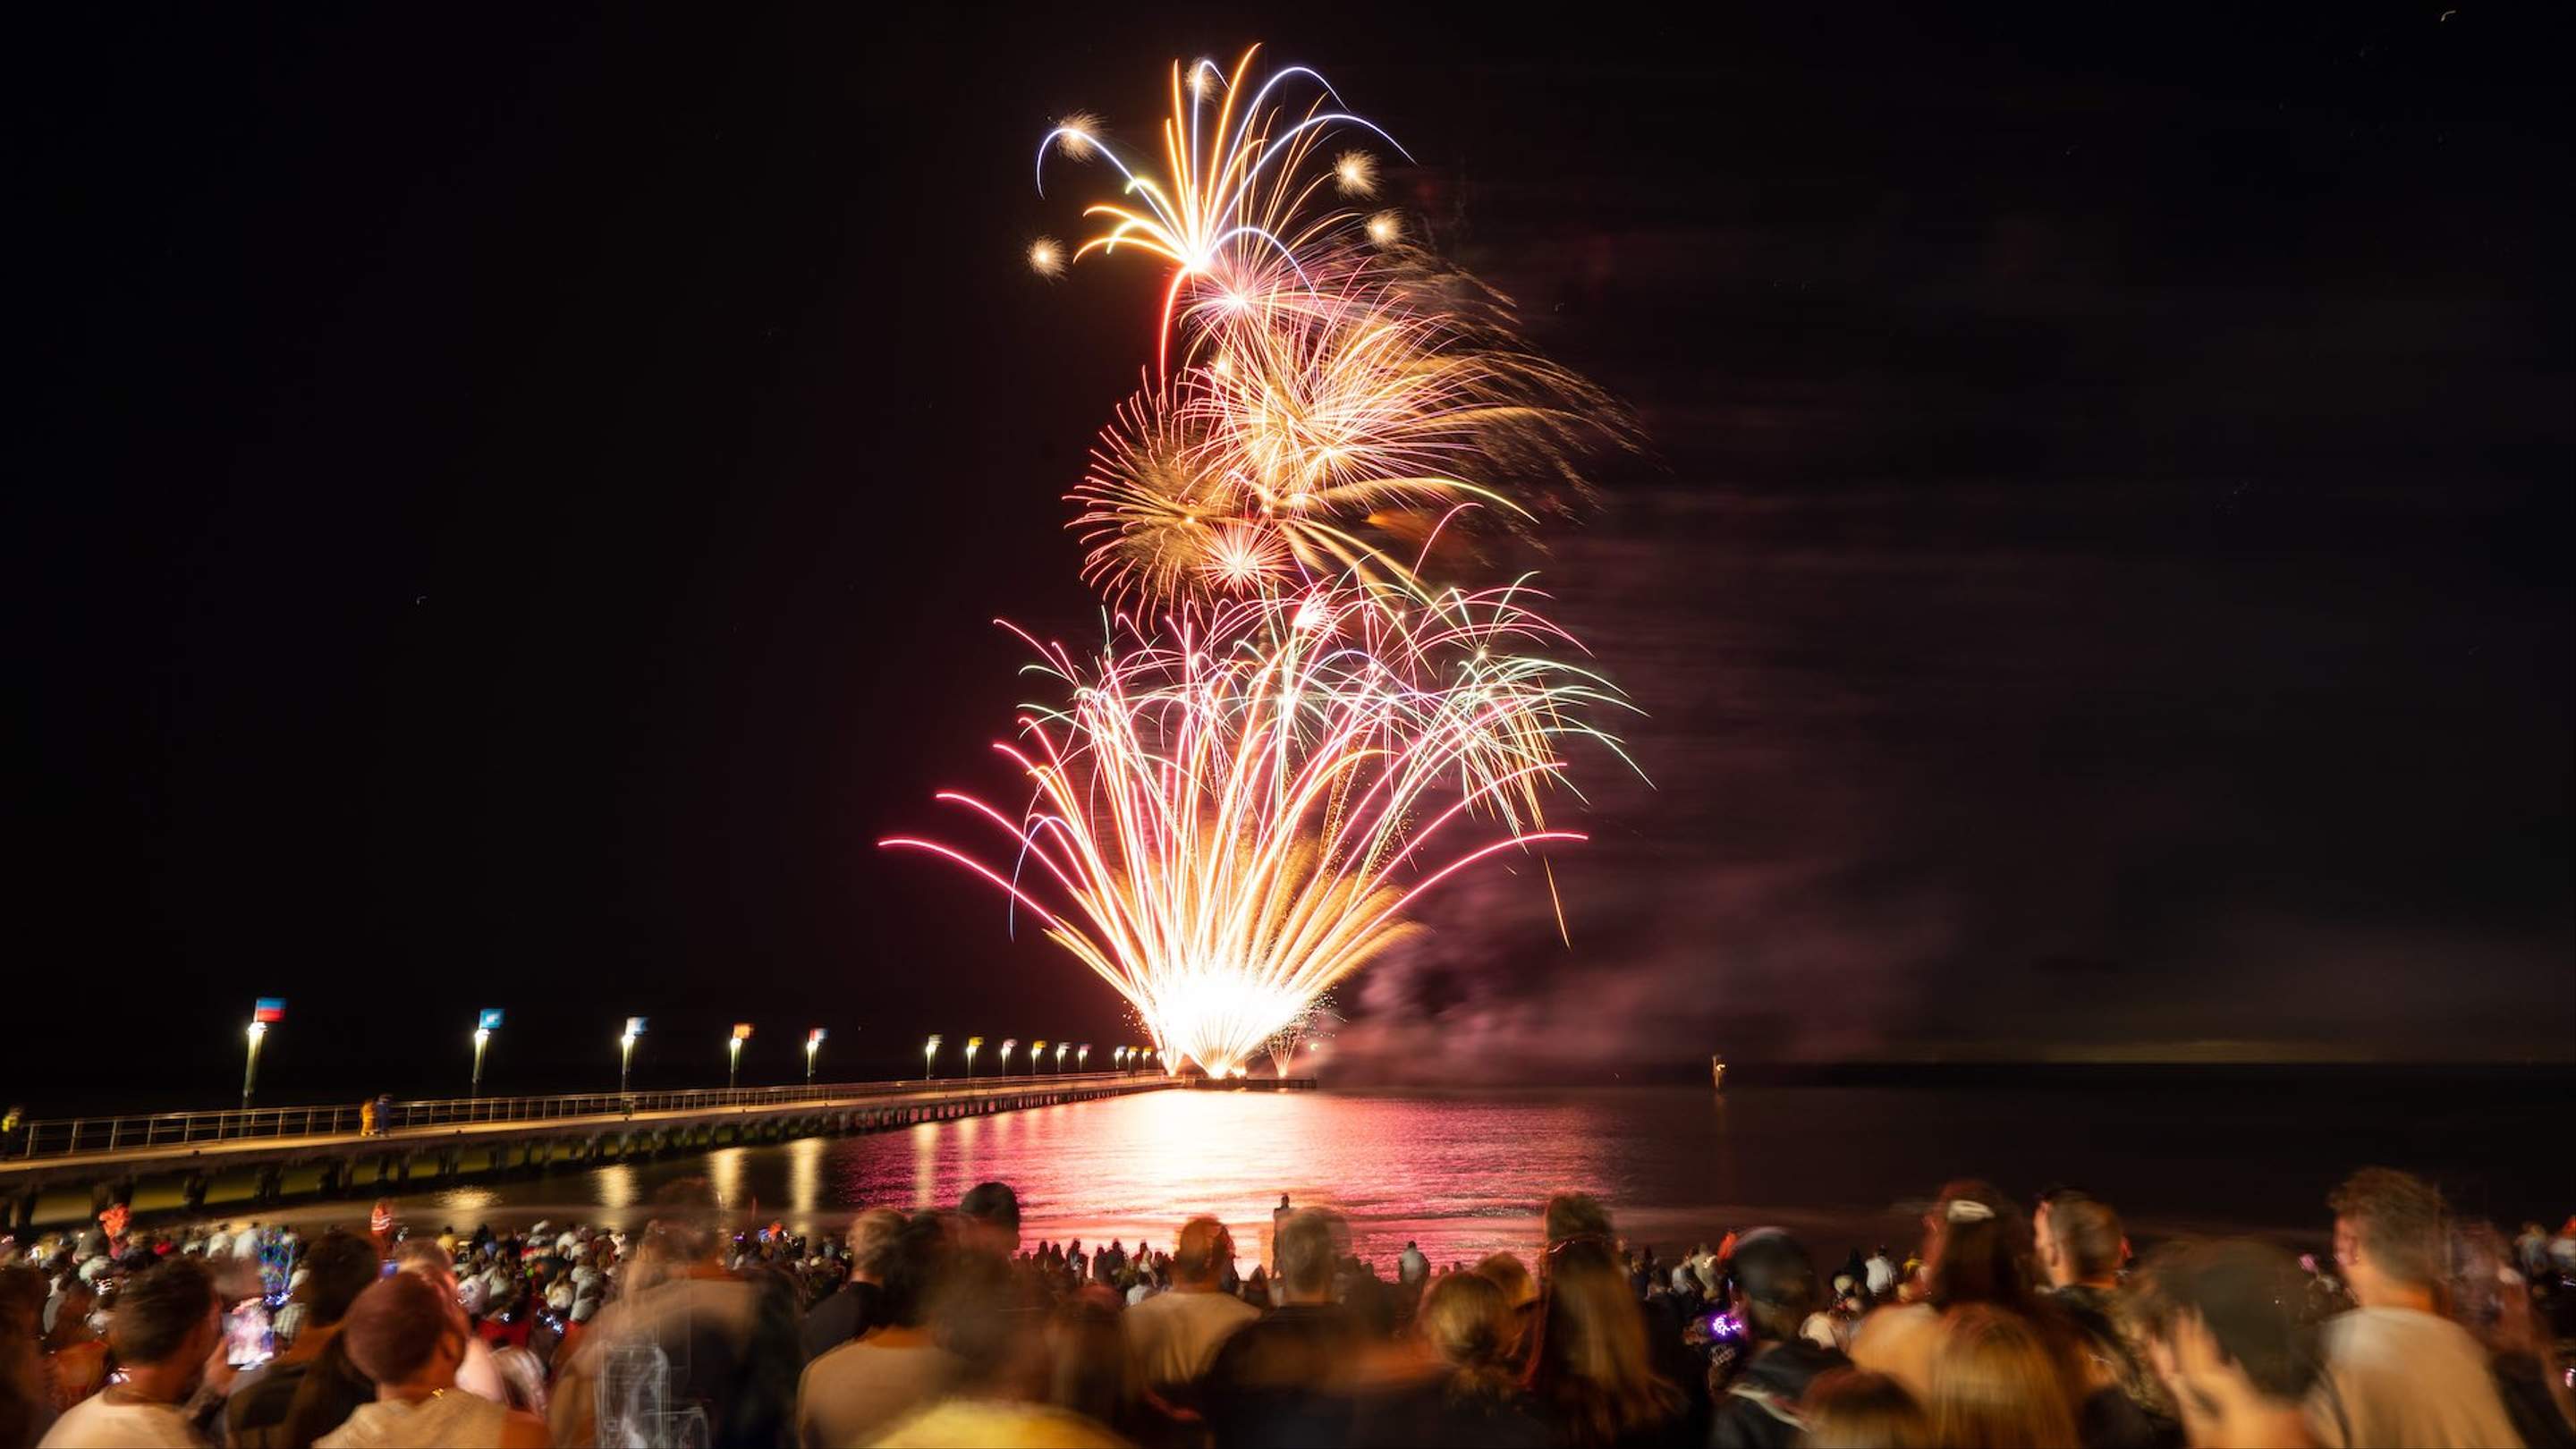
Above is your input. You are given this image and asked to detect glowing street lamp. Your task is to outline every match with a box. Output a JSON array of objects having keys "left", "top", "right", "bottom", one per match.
[
  {"left": 471, "top": 1009, "right": 502, "bottom": 1096},
  {"left": 1030, "top": 1040, "right": 1048, "bottom": 1075},
  {"left": 965, "top": 1037, "right": 983, "bottom": 1076},
  {"left": 924, "top": 1034, "right": 942, "bottom": 1080},
  {"left": 998, "top": 1038, "right": 1017, "bottom": 1073},
  {"left": 729, "top": 1023, "right": 753, "bottom": 1089},
  {"left": 805, "top": 1028, "right": 826, "bottom": 1086},
  {"left": 619, "top": 1017, "right": 647, "bottom": 1094},
  {"left": 242, "top": 998, "right": 283, "bottom": 1110},
  {"left": 1055, "top": 1042, "right": 1071, "bottom": 1072}
]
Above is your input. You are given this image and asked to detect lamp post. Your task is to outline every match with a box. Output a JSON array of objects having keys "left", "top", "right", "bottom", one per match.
[
  {"left": 619, "top": 1017, "right": 645, "bottom": 1094},
  {"left": 1055, "top": 1042, "right": 1070, "bottom": 1072},
  {"left": 471, "top": 1008, "right": 502, "bottom": 1096},
  {"left": 924, "top": 1034, "right": 942, "bottom": 1080},
  {"left": 728, "top": 1024, "right": 752, "bottom": 1089},
  {"left": 999, "top": 1038, "right": 1017, "bottom": 1074},
  {"left": 242, "top": 1021, "right": 267, "bottom": 1111},
  {"left": 1077, "top": 1044, "right": 1090, "bottom": 1072},
  {"left": 1030, "top": 1040, "right": 1047, "bottom": 1075},
  {"left": 965, "top": 1037, "right": 983, "bottom": 1077},
  {"left": 805, "top": 1029, "right": 826, "bottom": 1086},
  {"left": 1113, "top": 1046, "right": 1126, "bottom": 1071}
]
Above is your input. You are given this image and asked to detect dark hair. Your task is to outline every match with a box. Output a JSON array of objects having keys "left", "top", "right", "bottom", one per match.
[
  {"left": 341, "top": 1272, "right": 459, "bottom": 1385},
  {"left": 1801, "top": 1368, "right": 1932, "bottom": 1448},
  {"left": 302, "top": 1230, "right": 384, "bottom": 1326},
  {"left": 2327, "top": 1166, "right": 2447, "bottom": 1289},
  {"left": 1730, "top": 1228, "right": 1819, "bottom": 1339},
  {"left": 877, "top": 1213, "right": 950, "bottom": 1327},
  {"left": 1275, "top": 1209, "right": 1338, "bottom": 1296},
  {"left": 109, "top": 1258, "right": 216, "bottom": 1367},
  {"left": 1542, "top": 1191, "right": 1613, "bottom": 1247},
  {"left": 960, "top": 1181, "right": 1021, "bottom": 1233},
  {"left": 2135, "top": 1239, "right": 2325, "bottom": 1400},
  {"left": 1419, "top": 1272, "right": 1517, "bottom": 1402},
  {"left": 1172, "top": 1216, "right": 1232, "bottom": 1284},
  {"left": 1926, "top": 1179, "right": 2034, "bottom": 1312},
  {"left": 2046, "top": 1195, "right": 2124, "bottom": 1282}
]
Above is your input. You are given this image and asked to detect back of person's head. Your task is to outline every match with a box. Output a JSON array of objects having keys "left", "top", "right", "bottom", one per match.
[
  {"left": 1728, "top": 1228, "right": 1818, "bottom": 1342},
  {"left": 1927, "top": 1180, "right": 2033, "bottom": 1311},
  {"left": 1801, "top": 1368, "right": 1933, "bottom": 1448},
  {"left": 959, "top": 1182, "right": 1021, "bottom": 1236},
  {"left": 2326, "top": 1166, "right": 2446, "bottom": 1291},
  {"left": 1529, "top": 1239, "right": 1678, "bottom": 1447},
  {"left": 1172, "top": 1216, "right": 1232, "bottom": 1287},
  {"left": 1473, "top": 1251, "right": 1536, "bottom": 1310},
  {"left": 646, "top": 1177, "right": 724, "bottom": 1264},
  {"left": 1926, "top": 1303, "right": 2080, "bottom": 1448},
  {"left": 1046, "top": 1292, "right": 1130, "bottom": 1422},
  {"left": 340, "top": 1272, "right": 459, "bottom": 1385},
  {"left": 2135, "top": 1238, "right": 2324, "bottom": 1404},
  {"left": 847, "top": 1208, "right": 907, "bottom": 1281},
  {"left": 1542, "top": 1191, "right": 1614, "bottom": 1250},
  {"left": 1275, "top": 1208, "right": 1340, "bottom": 1299},
  {"left": 109, "top": 1257, "right": 216, "bottom": 1367},
  {"left": 301, "top": 1230, "right": 383, "bottom": 1327},
  {"left": 928, "top": 1247, "right": 1039, "bottom": 1396},
  {"left": 2045, "top": 1194, "right": 2123, "bottom": 1283},
  {"left": 877, "top": 1213, "right": 950, "bottom": 1327},
  {"left": 1419, "top": 1271, "right": 1515, "bottom": 1400},
  {"left": 388, "top": 1237, "right": 453, "bottom": 1284}
]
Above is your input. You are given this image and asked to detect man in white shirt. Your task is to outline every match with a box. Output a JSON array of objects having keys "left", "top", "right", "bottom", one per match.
[
  {"left": 2310, "top": 1167, "right": 2518, "bottom": 1448},
  {"left": 41, "top": 1258, "right": 219, "bottom": 1448},
  {"left": 1123, "top": 1216, "right": 1257, "bottom": 1394}
]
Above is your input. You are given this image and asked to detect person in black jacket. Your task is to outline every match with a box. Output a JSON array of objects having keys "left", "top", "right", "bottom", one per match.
[{"left": 1707, "top": 1229, "right": 1849, "bottom": 1449}]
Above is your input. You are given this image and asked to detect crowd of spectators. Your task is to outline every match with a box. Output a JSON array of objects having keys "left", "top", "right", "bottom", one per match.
[{"left": 1, "top": 1167, "right": 2569, "bottom": 1446}]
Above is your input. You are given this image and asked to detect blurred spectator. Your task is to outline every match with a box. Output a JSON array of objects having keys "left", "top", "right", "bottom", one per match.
[
  {"left": 1527, "top": 1235, "right": 1686, "bottom": 1449},
  {"left": 1356, "top": 1270, "right": 1548, "bottom": 1446},
  {"left": 1924, "top": 1303, "right": 2084, "bottom": 1448},
  {"left": 547, "top": 1180, "right": 800, "bottom": 1449},
  {"left": 959, "top": 1182, "right": 1022, "bottom": 1259},
  {"left": 2446, "top": 1223, "right": 2576, "bottom": 1448},
  {"left": 1708, "top": 1228, "right": 1848, "bottom": 1449},
  {"left": 2036, "top": 1191, "right": 2176, "bottom": 1445},
  {"left": 1399, "top": 1240, "right": 1430, "bottom": 1292},
  {"left": 1851, "top": 1180, "right": 2038, "bottom": 1402},
  {"left": 1863, "top": 1245, "right": 1898, "bottom": 1301},
  {"left": 3, "top": 1267, "right": 55, "bottom": 1449},
  {"left": 316, "top": 1273, "right": 546, "bottom": 1448},
  {"left": 1123, "top": 1216, "right": 1255, "bottom": 1395},
  {"left": 793, "top": 1213, "right": 955, "bottom": 1446},
  {"left": 1204, "top": 1208, "right": 1364, "bottom": 1449},
  {"left": 799, "top": 1208, "right": 902, "bottom": 1360},
  {"left": 2316, "top": 1167, "right": 2519, "bottom": 1447},
  {"left": 874, "top": 1250, "right": 1123, "bottom": 1447},
  {"left": 2135, "top": 1238, "right": 2326, "bottom": 1449},
  {"left": 1472, "top": 1252, "right": 1538, "bottom": 1368},
  {"left": 1799, "top": 1366, "right": 1933, "bottom": 1449},
  {"left": 38, "top": 1258, "right": 216, "bottom": 1448},
  {"left": 225, "top": 1230, "right": 380, "bottom": 1448},
  {"left": 386, "top": 1239, "right": 508, "bottom": 1403},
  {"left": 37, "top": 1279, "right": 105, "bottom": 1413}
]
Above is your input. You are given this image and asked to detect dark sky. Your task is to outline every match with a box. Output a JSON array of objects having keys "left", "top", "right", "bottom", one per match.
[{"left": 15, "top": 4, "right": 2570, "bottom": 1111}]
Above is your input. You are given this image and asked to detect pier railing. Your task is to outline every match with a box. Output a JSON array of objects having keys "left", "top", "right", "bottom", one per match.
[{"left": 10, "top": 1071, "right": 1148, "bottom": 1161}]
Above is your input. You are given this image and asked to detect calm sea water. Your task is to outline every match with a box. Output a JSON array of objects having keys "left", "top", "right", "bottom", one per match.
[{"left": 268, "top": 1080, "right": 2569, "bottom": 1270}]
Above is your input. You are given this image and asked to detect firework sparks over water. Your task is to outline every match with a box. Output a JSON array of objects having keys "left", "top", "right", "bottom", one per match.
[{"left": 886, "top": 47, "right": 1637, "bottom": 1075}]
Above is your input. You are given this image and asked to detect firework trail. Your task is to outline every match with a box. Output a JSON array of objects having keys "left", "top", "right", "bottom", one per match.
[{"left": 883, "top": 47, "right": 1637, "bottom": 1074}]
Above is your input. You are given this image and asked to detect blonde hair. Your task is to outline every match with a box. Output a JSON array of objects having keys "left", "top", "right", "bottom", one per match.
[
  {"left": 1926, "top": 1305, "right": 2080, "bottom": 1448},
  {"left": 1419, "top": 1272, "right": 1516, "bottom": 1401}
]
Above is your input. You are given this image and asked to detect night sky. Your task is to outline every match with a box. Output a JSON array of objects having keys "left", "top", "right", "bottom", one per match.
[{"left": 16, "top": 5, "right": 2569, "bottom": 1113}]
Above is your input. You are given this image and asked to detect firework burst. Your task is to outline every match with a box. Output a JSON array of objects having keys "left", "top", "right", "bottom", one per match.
[{"left": 883, "top": 582, "right": 1630, "bottom": 1076}]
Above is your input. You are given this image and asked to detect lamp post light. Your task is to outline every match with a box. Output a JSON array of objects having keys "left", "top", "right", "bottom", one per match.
[
  {"left": 619, "top": 1029, "right": 639, "bottom": 1094},
  {"left": 1055, "top": 1042, "right": 1071, "bottom": 1072},
  {"left": 998, "top": 1038, "right": 1017, "bottom": 1074},
  {"left": 965, "top": 1037, "right": 983, "bottom": 1077},
  {"left": 471, "top": 1008, "right": 502, "bottom": 1096},
  {"left": 805, "top": 1029, "right": 826, "bottom": 1086},
  {"left": 1030, "top": 1040, "right": 1048, "bottom": 1076},
  {"left": 728, "top": 1024, "right": 752, "bottom": 1089},
  {"left": 924, "top": 1034, "right": 942, "bottom": 1080},
  {"left": 1077, "top": 1044, "right": 1090, "bottom": 1072},
  {"left": 1113, "top": 1046, "right": 1126, "bottom": 1070},
  {"left": 242, "top": 1021, "right": 267, "bottom": 1111}
]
